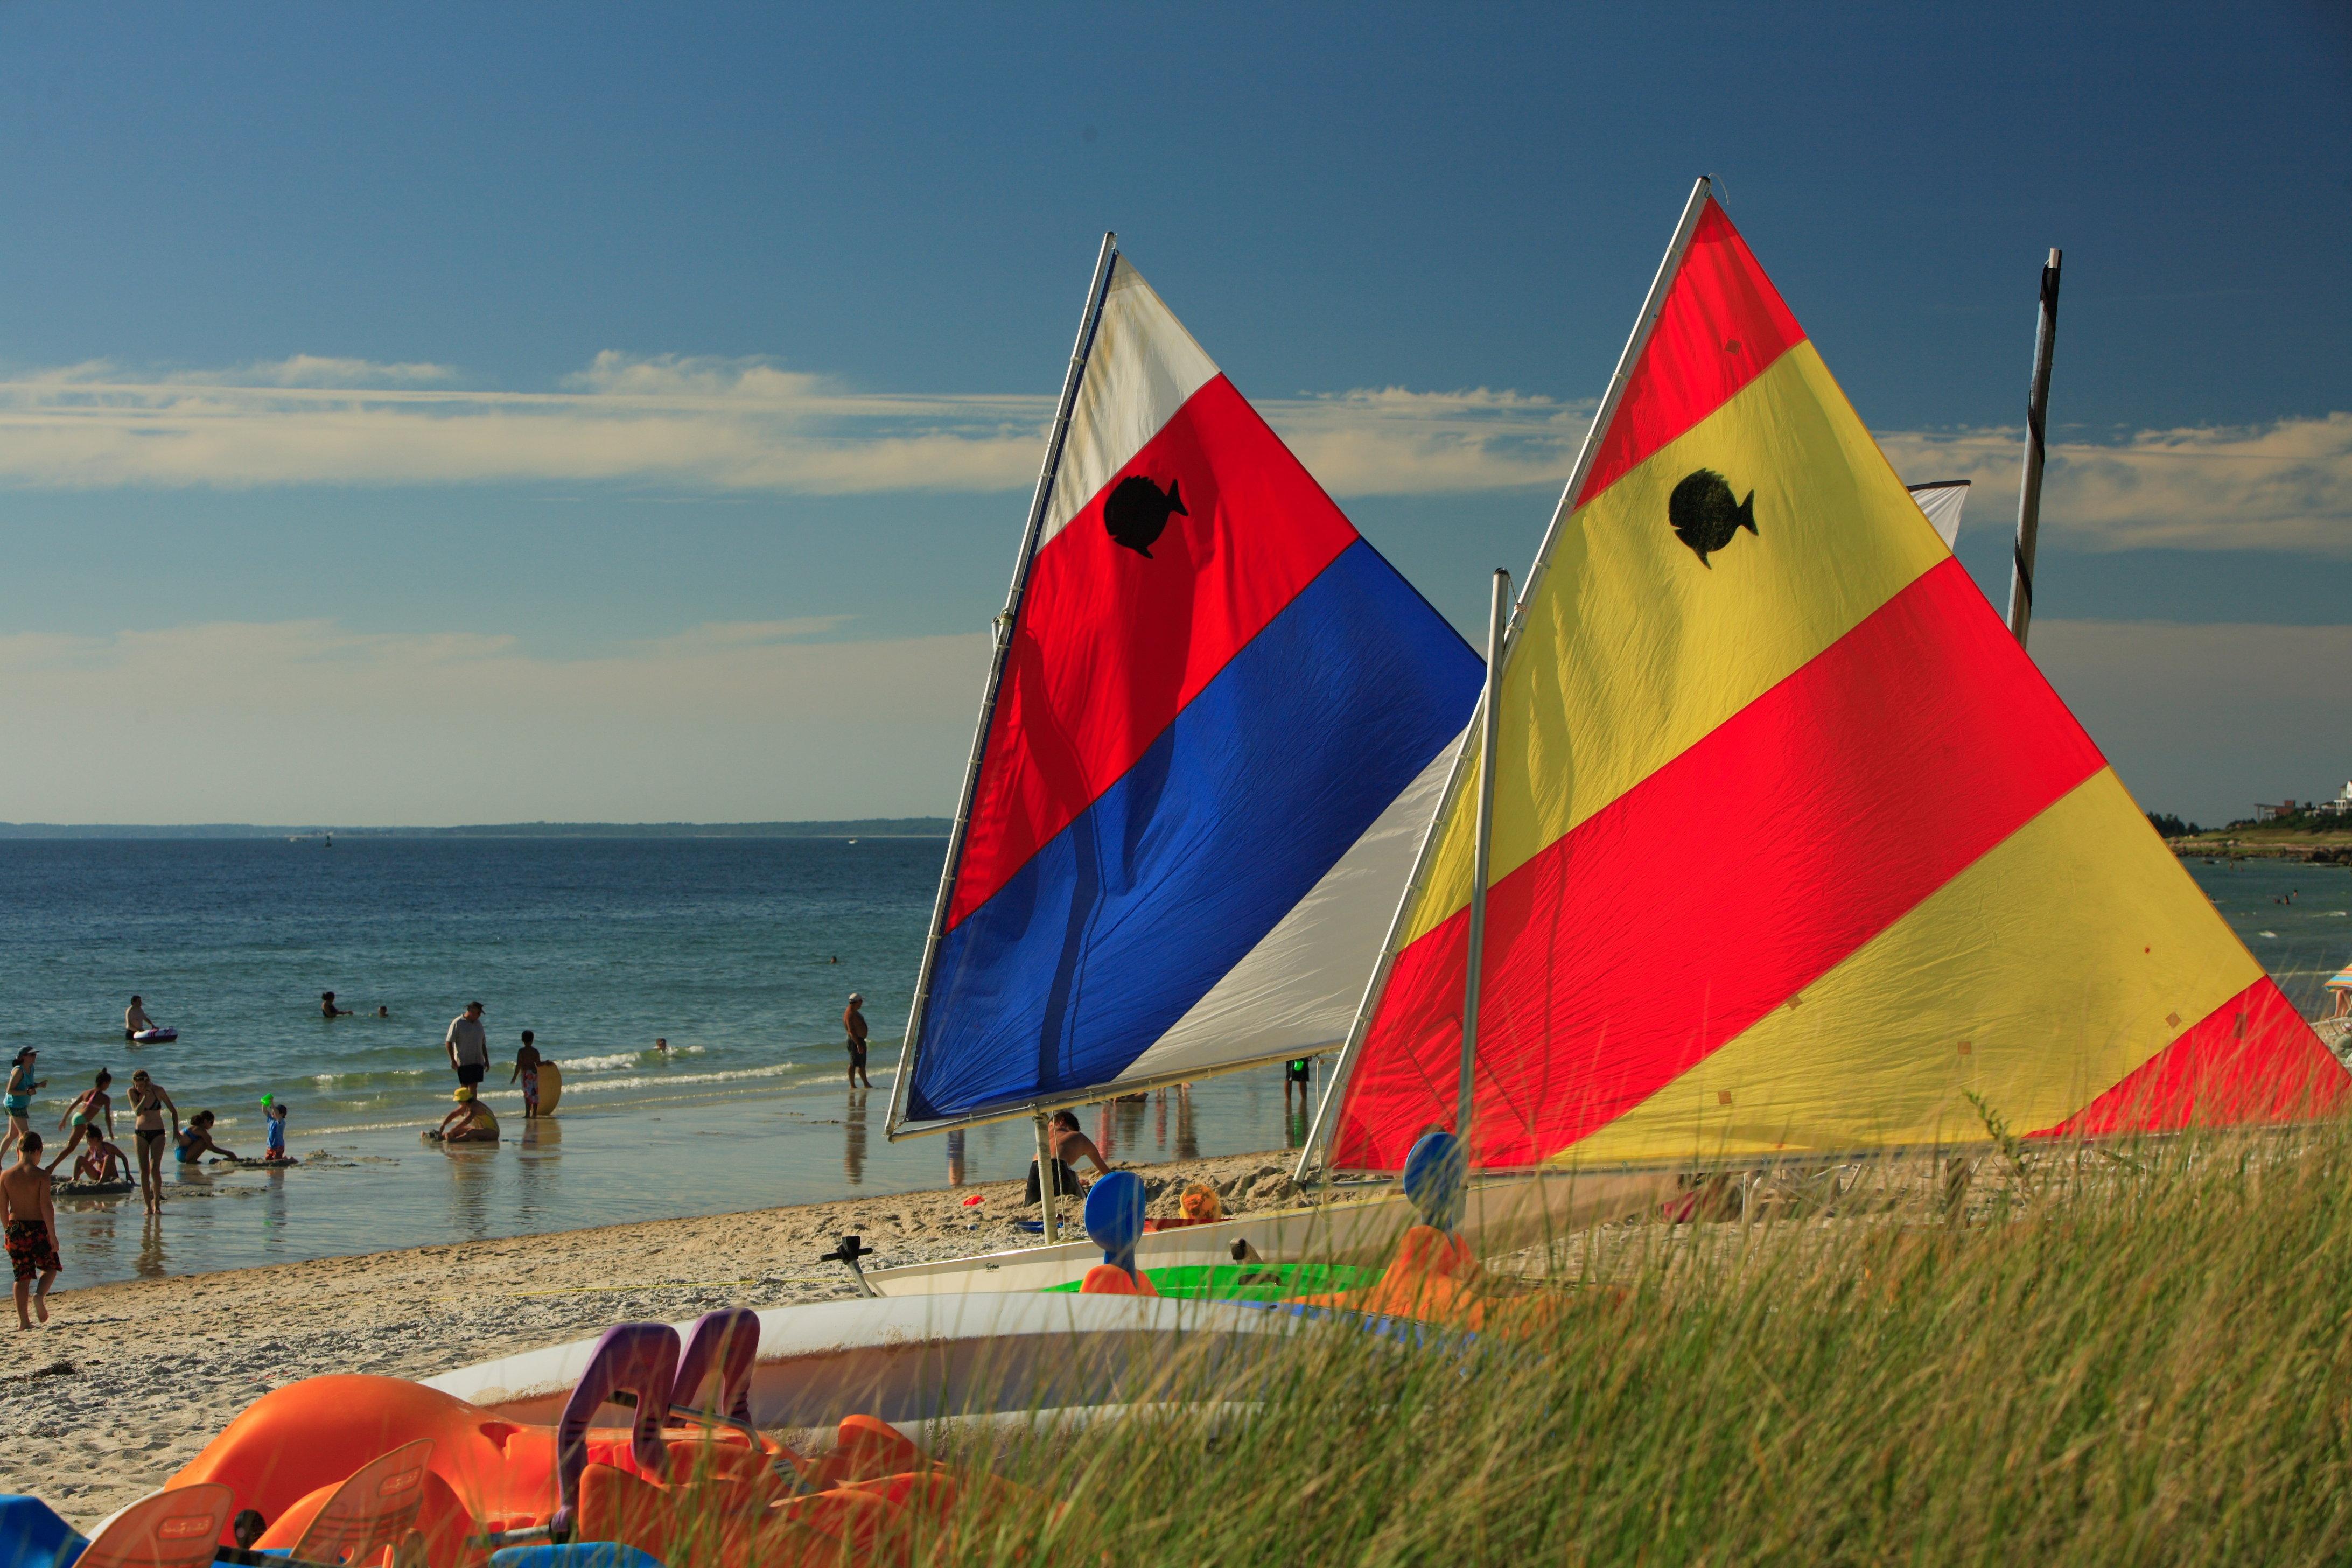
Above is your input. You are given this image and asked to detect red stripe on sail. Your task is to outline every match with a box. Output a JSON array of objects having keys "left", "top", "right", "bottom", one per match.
[
  {"left": 951, "top": 374, "right": 1361, "bottom": 929},
  {"left": 1332, "top": 558, "right": 2105, "bottom": 1171},
  {"left": 2029, "top": 978, "right": 2349, "bottom": 1138},
  {"left": 1576, "top": 203, "right": 1807, "bottom": 508}
]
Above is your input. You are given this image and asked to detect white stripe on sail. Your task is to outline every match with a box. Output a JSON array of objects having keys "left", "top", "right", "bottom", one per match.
[
  {"left": 1037, "top": 261, "right": 1219, "bottom": 547},
  {"left": 1109, "top": 734, "right": 1465, "bottom": 1086}
]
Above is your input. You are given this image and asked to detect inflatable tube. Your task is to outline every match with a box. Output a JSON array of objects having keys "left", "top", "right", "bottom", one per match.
[
  {"left": 132, "top": 1027, "right": 177, "bottom": 1044},
  {"left": 169, "top": 1310, "right": 1050, "bottom": 1568},
  {"left": 536, "top": 1061, "right": 563, "bottom": 1115}
]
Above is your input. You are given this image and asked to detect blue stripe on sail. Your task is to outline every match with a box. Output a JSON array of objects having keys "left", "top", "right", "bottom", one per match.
[{"left": 907, "top": 538, "right": 1481, "bottom": 1124}]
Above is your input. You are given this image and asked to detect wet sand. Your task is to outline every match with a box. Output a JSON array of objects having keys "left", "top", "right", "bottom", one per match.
[{"left": 2, "top": 1148, "right": 1312, "bottom": 1529}]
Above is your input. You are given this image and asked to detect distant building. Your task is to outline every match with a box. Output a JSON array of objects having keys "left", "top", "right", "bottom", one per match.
[
  {"left": 2254, "top": 800, "right": 2301, "bottom": 822},
  {"left": 2319, "top": 781, "right": 2352, "bottom": 818}
]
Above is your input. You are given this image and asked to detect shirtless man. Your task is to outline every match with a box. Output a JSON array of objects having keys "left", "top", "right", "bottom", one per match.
[
  {"left": 3, "top": 1134, "right": 59, "bottom": 1327},
  {"left": 125, "top": 996, "right": 156, "bottom": 1040},
  {"left": 124, "top": 1070, "right": 180, "bottom": 1213},
  {"left": 1029, "top": 1109, "right": 1110, "bottom": 1205},
  {"left": 843, "top": 995, "right": 872, "bottom": 1088}
]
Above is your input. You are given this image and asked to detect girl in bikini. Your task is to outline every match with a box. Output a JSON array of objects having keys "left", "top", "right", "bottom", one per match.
[
  {"left": 52, "top": 1070, "right": 115, "bottom": 1173},
  {"left": 2, "top": 1049, "right": 41, "bottom": 1158},
  {"left": 125, "top": 1070, "right": 180, "bottom": 1214}
]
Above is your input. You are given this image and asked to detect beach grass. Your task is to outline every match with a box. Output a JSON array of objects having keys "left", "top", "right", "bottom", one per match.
[{"left": 864, "top": 1124, "right": 2352, "bottom": 1565}]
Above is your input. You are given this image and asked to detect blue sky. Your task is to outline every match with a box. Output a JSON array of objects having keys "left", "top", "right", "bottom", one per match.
[{"left": 1, "top": 3, "right": 2345, "bottom": 824}]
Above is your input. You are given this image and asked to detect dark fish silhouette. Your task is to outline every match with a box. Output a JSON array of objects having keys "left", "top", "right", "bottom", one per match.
[
  {"left": 1667, "top": 468, "right": 1758, "bottom": 567},
  {"left": 1103, "top": 475, "right": 1187, "bottom": 558}
]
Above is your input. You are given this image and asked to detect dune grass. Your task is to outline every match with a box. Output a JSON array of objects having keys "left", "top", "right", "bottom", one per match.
[{"left": 911, "top": 1126, "right": 2352, "bottom": 1566}]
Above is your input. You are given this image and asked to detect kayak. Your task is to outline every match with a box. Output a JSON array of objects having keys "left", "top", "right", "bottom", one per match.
[{"left": 132, "top": 1027, "right": 177, "bottom": 1044}]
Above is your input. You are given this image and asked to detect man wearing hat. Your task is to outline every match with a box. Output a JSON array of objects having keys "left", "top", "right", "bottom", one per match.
[
  {"left": 843, "top": 993, "right": 872, "bottom": 1088},
  {"left": 445, "top": 1000, "right": 491, "bottom": 1091}
]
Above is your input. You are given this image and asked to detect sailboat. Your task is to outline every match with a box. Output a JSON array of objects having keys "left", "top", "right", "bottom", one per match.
[
  {"left": 1303, "top": 178, "right": 2348, "bottom": 1180},
  {"left": 878, "top": 234, "right": 1483, "bottom": 1260}
]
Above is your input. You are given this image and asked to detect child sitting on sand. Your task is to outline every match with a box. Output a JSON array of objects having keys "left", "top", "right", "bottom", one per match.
[
  {"left": 432, "top": 1087, "right": 500, "bottom": 1144},
  {"left": 261, "top": 1096, "right": 292, "bottom": 1163},
  {"left": 175, "top": 1111, "right": 240, "bottom": 1166},
  {"left": 512, "top": 1031, "right": 542, "bottom": 1120},
  {"left": 72, "top": 1125, "right": 131, "bottom": 1185}
]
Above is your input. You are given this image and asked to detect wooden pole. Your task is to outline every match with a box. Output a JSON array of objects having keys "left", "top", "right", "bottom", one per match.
[{"left": 2006, "top": 248, "right": 2062, "bottom": 646}]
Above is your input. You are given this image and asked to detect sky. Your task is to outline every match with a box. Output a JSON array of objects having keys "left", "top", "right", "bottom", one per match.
[{"left": 1, "top": 3, "right": 2345, "bottom": 827}]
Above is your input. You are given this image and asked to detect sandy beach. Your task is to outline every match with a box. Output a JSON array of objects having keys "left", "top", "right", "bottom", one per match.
[{"left": 2, "top": 1148, "right": 1312, "bottom": 1529}]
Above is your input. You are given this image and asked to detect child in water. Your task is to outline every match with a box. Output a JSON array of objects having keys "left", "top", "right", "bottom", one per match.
[
  {"left": 261, "top": 1096, "right": 292, "bottom": 1164},
  {"left": 512, "top": 1031, "right": 542, "bottom": 1120},
  {"left": 176, "top": 1111, "right": 239, "bottom": 1166},
  {"left": 433, "top": 1087, "right": 499, "bottom": 1144}
]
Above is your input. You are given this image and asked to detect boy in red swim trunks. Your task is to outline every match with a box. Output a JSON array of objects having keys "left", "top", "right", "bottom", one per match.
[{"left": 4, "top": 1132, "right": 60, "bottom": 1327}]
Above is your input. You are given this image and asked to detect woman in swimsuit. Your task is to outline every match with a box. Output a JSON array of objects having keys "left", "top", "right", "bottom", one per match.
[
  {"left": 125, "top": 1070, "right": 180, "bottom": 1214},
  {"left": 176, "top": 1111, "right": 239, "bottom": 1166},
  {"left": 2, "top": 1049, "right": 41, "bottom": 1158}
]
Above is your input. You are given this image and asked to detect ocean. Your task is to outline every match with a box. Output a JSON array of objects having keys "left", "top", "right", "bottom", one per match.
[
  {"left": 3, "top": 839, "right": 2346, "bottom": 1289},
  {"left": 1, "top": 837, "right": 1308, "bottom": 1287}
]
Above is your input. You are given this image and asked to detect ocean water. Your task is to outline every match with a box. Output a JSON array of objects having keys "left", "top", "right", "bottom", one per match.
[
  {"left": 3, "top": 841, "right": 2347, "bottom": 1289},
  {"left": 0, "top": 838, "right": 1308, "bottom": 1287}
]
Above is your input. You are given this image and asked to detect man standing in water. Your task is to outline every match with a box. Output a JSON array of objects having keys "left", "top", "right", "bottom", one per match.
[
  {"left": 843, "top": 993, "right": 872, "bottom": 1088},
  {"left": 445, "top": 1001, "right": 490, "bottom": 1091},
  {"left": 4, "top": 1133, "right": 60, "bottom": 1328},
  {"left": 125, "top": 996, "right": 156, "bottom": 1040}
]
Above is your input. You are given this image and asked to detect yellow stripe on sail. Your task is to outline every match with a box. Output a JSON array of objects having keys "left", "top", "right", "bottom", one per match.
[
  {"left": 1401, "top": 344, "right": 1950, "bottom": 947},
  {"left": 1553, "top": 768, "right": 2264, "bottom": 1165}
]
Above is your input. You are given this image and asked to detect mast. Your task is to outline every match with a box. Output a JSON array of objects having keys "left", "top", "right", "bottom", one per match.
[
  {"left": 885, "top": 233, "right": 1121, "bottom": 1142},
  {"left": 1298, "top": 175, "right": 1717, "bottom": 1181},
  {"left": 2005, "top": 248, "right": 2062, "bottom": 647},
  {"left": 1455, "top": 569, "right": 1509, "bottom": 1156}
]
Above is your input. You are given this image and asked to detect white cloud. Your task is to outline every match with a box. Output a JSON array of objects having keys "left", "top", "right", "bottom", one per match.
[
  {"left": 1879, "top": 413, "right": 2352, "bottom": 556},
  {"left": 0, "top": 619, "right": 990, "bottom": 823},
  {"left": 0, "top": 353, "right": 2343, "bottom": 557}
]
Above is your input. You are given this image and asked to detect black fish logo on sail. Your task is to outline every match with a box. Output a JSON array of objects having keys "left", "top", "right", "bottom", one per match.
[
  {"left": 1667, "top": 468, "right": 1758, "bottom": 567},
  {"left": 1103, "top": 475, "right": 1187, "bottom": 558}
]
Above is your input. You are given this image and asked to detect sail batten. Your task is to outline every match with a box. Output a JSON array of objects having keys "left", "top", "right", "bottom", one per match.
[{"left": 895, "top": 247, "right": 1481, "bottom": 1136}]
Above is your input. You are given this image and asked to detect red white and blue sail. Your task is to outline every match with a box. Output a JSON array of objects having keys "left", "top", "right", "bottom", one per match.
[{"left": 890, "top": 250, "right": 1481, "bottom": 1132}]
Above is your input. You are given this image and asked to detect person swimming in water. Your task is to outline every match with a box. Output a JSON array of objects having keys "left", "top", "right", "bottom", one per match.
[
  {"left": 175, "top": 1111, "right": 239, "bottom": 1166},
  {"left": 125, "top": 996, "right": 156, "bottom": 1040},
  {"left": 320, "top": 991, "right": 351, "bottom": 1019}
]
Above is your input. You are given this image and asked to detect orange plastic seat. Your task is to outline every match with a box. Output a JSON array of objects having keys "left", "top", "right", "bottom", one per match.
[
  {"left": 74, "top": 1484, "right": 234, "bottom": 1568},
  {"left": 1079, "top": 1263, "right": 1160, "bottom": 1297}
]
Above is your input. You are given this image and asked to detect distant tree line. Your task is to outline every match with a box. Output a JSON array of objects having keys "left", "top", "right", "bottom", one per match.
[{"left": 2147, "top": 812, "right": 2203, "bottom": 838}]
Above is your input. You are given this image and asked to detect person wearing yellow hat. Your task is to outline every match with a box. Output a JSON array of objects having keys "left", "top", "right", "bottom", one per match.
[{"left": 431, "top": 1084, "right": 500, "bottom": 1144}]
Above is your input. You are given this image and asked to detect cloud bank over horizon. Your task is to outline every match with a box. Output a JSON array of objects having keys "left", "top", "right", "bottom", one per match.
[{"left": 1, "top": 353, "right": 2343, "bottom": 558}]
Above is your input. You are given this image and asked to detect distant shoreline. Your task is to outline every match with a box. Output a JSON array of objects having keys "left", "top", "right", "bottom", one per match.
[
  {"left": 0, "top": 818, "right": 953, "bottom": 841},
  {"left": 2167, "top": 828, "right": 2352, "bottom": 865}
]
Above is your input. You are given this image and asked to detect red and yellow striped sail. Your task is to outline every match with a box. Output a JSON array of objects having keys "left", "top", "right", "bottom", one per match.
[{"left": 1329, "top": 194, "right": 2348, "bottom": 1171}]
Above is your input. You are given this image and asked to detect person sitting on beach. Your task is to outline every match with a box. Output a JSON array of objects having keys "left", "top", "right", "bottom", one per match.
[
  {"left": 513, "top": 1031, "right": 543, "bottom": 1120},
  {"left": 72, "top": 1127, "right": 131, "bottom": 1185},
  {"left": 125, "top": 996, "right": 156, "bottom": 1040},
  {"left": 320, "top": 991, "right": 351, "bottom": 1019},
  {"left": 177, "top": 1111, "right": 239, "bottom": 1165},
  {"left": 3, "top": 1049, "right": 43, "bottom": 1158},
  {"left": 1026, "top": 1109, "right": 1110, "bottom": 1205},
  {"left": 4, "top": 1133, "right": 60, "bottom": 1328},
  {"left": 432, "top": 1087, "right": 499, "bottom": 1144},
  {"left": 261, "top": 1097, "right": 292, "bottom": 1163}
]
